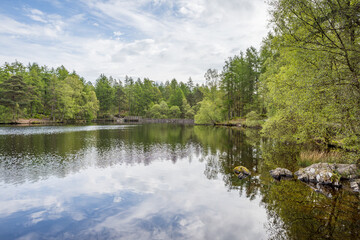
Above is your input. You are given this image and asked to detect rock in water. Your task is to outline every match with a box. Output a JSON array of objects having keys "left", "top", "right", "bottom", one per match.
[
  {"left": 233, "top": 166, "right": 251, "bottom": 179},
  {"left": 334, "top": 164, "right": 358, "bottom": 179},
  {"left": 294, "top": 163, "right": 359, "bottom": 187},
  {"left": 269, "top": 168, "right": 293, "bottom": 180}
]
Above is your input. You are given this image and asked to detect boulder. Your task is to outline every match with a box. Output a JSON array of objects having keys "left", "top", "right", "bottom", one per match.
[
  {"left": 335, "top": 164, "right": 358, "bottom": 179},
  {"left": 269, "top": 168, "right": 293, "bottom": 180},
  {"left": 233, "top": 166, "right": 251, "bottom": 179},
  {"left": 294, "top": 163, "right": 359, "bottom": 187}
]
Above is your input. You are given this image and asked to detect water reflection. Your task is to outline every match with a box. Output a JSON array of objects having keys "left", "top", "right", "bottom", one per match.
[
  {"left": 192, "top": 126, "right": 360, "bottom": 240},
  {"left": 0, "top": 125, "right": 200, "bottom": 184},
  {"left": 0, "top": 125, "right": 359, "bottom": 239}
]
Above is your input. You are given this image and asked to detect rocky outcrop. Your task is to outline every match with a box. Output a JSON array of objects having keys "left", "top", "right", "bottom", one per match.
[
  {"left": 233, "top": 166, "right": 251, "bottom": 179},
  {"left": 294, "top": 163, "right": 359, "bottom": 187},
  {"left": 269, "top": 168, "right": 293, "bottom": 180},
  {"left": 334, "top": 164, "right": 359, "bottom": 179}
]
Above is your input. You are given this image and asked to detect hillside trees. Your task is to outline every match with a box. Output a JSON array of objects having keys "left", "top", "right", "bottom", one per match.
[
  {"left": 0, "top": 62, "right": 99, "bottom": 122},
  {"left": 194, "top": 96, "right": 225, "bottom": 124},
  {"left": 195, "top": 69, "right": 226, "bottom": 124},
  {"left": 91, "top": 73, "right": 203, "bottom": 119},
  {"left": 95, "top": 74, "right": 114, "bottom": 116},
  {"left": 194, "top": 47, "right": 263, "bottom": 125},
  {"left": 25, "top": 63, "right": 45, "bottom": 116},
  {"left": 262, "top": 0, "right": 360, "bottom": 149},
  {"left": 221, "top": 47, "right": 261, "bottom": 119},
  {"left": 146, "top": 100, "right": 169, "bottom": 118},
  {"left": 0, "top": 75, "right": 29, "bottom": 120},
  {"left": 82, "top": 83, "right": 100, "bottom": 120},
  {"left": 113, "top": 80, "right": 126, "bottom": 116}
]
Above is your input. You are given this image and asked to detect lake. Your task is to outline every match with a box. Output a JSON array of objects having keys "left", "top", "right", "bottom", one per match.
[{"left": 0, "top": 124, "right": 359, "bottom": 240}]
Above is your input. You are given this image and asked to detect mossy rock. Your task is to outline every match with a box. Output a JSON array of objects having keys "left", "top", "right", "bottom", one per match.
[
  {"left": 330, "top": 170, "right": 341, "bottom": 183},
  {"left": 233, "top": 166, "right": 251, "bottom": 179}
]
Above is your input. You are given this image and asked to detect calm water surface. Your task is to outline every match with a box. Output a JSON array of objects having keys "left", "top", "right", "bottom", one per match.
[{"left": 0, "top": 124, "right": 359, "bottom": 240}]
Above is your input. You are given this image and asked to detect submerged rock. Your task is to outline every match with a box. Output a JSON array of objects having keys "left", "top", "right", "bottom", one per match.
[
  {"left": 294, "top": 163, "right": 359, "bottom": 187},
  {"left": 305, "top": 182, "right": 338, "bottom": 198},
  {"left": 233, "top": 166, "right": 251, "bottom": 179},
  {"left": 269, "top": 168, "right": 293, "bottom": 180}
]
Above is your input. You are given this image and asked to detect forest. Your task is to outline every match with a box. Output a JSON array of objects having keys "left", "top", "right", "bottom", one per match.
[
  {"left": 0, "top": 62, "right": 204, "bottom": 122},
  {"left": 0, "top": 0, "right": 359, "bottom": 150}
]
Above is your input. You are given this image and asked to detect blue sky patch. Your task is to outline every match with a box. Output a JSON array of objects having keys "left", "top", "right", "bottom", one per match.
[{"left": 0, "top": 0, "right": 269, "bottom": 83}]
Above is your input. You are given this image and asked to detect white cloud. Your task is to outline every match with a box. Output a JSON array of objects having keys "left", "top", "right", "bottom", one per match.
[
  {"left": 0, "top": 15, "right": 62, "bottom": 38},
  {"left": 0, "top": 0, "right": 269, "bottom": 83},
  {"left": 28, "top": 14, "right": 47, "bottom": 23},
  {"left": 29, "top": 8, "right": 44, "bottom": 16},
  {"left": 26, "top": 8, "right": 50, "bottom": 24},
  {"left": 113, "top": 31, "right": 123, "bottom": 36},
  {"left": 178, "top": 1, "right": 205, "bottom": 18}
]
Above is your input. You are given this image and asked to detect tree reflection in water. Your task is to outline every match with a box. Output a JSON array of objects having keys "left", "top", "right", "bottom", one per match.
[
  {"left": 196, "top": 126, "right": 360, "bottom": 240},
  {"left": 0, "top": 125, "right": 359, "bottom": 239}
]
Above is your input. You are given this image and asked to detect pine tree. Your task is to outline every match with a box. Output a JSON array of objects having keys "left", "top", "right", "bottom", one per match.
[{"left": 0, "top": 75, "right": 29, "bottom": 121}]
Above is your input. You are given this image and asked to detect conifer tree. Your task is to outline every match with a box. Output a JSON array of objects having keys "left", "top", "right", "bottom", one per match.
[{"left": 0, "top": 75, "right": 29, "bottom": 121}]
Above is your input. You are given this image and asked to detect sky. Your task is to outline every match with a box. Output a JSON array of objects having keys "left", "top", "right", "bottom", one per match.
[{"left": 0, "top": 0, "right": 269, "bottom": 84}]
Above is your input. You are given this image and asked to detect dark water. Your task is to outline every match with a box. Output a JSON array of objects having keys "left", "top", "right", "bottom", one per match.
[{"left": 0, "top": 124, "right": 358, "bottom": 240}]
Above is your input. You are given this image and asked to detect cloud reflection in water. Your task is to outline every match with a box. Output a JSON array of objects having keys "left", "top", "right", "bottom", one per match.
[{"left": 0, "top": 125, "right": 267, "bottom": 240}]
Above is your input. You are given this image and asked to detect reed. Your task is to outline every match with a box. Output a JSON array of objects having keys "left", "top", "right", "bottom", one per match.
[{"left": 298, "top": 150, "right": 343, "bottom": 167}]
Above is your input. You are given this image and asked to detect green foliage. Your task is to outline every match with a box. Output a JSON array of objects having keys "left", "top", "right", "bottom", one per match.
[
  {"left": 113, "top": 81, "right": 126, "bottom": 116},
  {"left": 262, "top": 109, "right": 302, "bottom": 143},
  {"left": 0, "top": 105, "right": 11, "bottom": 123},
  {"left": 0, "top": 75, "right": 30, "bottom": 120},
  {"left": 169, "top": 106, "right": 181, "bottom": 118},
  {"left": 81, "top": 84, "right": 99, "bottom": 120},
  {"left": 169, "top": 88, "right": 184, "bottom": 107},
  {"left": 221, "top": 47, "right": 261, "bottom": 119},
  {"left": 159, "top": 101, "right": 170, "bottom": 117},
  {"left": 181, "top": 98, "right": 193, "bottom": 119},
  {"left": 194, "top": 72, "right": 228, "bottom": 124},
  {"left": 0, "top": 62, "right": 99, "bottom": 122},
  {"left": 185, "top": 108, "right": 195, "bottom": 119},
  {"left": 245, "top": 111, "right": 264, "bottom": 128},
  {"left": 260, "top": 0, "right": 360, "bottom": 149},
  {"left": 146, "top": 101, "right": 169, "bottom": 119},
  {"left": 194, "top": 96, "right": 225, "bottom": 124},
  {"left": 103, "top": 76, "right": 202, "bottom": 119},
  {"left": 146, "top": 104, "right": 163, "bottom": 118},
  {"left": 7, "top": 0, "right": 360, "bottom": 151},
  {"left": 95, "top": 74, "right": 114, "bottom": 115}
]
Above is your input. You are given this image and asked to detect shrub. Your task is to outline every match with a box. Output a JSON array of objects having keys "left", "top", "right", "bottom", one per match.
[{"left": 245, "top": 111, "right": 264, "bottom": 128}]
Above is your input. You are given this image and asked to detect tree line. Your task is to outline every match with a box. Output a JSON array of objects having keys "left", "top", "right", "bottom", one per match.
[
  {"left": 194, "top": 0, "right": 360, "bottom": 151},
  {"left": 0, "top": 63, "right": 99, "bottom": 122},
  {"left": 0, "top": 61, "right": 205, "bottom": 122},
  {"left": 94, "top": 74, "right": 204, "bottom": 119},
  {"left": 262, "top": 0, "right": 360, "bottom": 151},
  {"left": 0, "top": 0, "right": 359, "bottom": 150}
]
